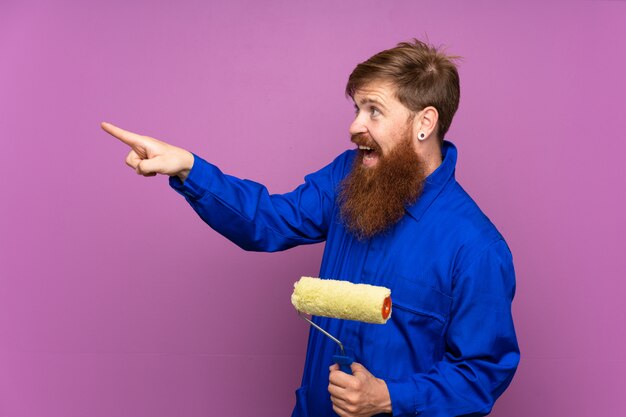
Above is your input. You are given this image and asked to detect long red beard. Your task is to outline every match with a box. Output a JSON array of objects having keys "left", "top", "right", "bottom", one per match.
[{"left": 338, "top": 133, "right": 426, "bottom": 240}]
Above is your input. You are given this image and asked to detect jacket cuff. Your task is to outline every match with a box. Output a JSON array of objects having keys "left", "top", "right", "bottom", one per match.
[
  {"left": 386, "top": 379, "right": 420, "bottom": 416},
  {"left": 169, "top": 154, "right": 215, "bottom": 200}
]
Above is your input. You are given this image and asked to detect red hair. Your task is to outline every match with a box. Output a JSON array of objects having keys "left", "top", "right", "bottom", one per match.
[{"left": 346, "top": 39, "right": 461, "bottom": 141}]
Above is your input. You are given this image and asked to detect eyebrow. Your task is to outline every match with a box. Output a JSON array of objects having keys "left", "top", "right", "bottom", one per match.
[{"left": 356, "top": 97, "right": 388, "bottom": 110}]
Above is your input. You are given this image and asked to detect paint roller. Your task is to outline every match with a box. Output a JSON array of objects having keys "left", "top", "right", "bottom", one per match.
[{"left": 291, "top": 276, "right": 392, "bottom": 374}]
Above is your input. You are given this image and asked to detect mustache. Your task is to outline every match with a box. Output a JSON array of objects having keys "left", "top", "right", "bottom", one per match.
[{"left": 351, "top": 133, "right": 380, "bottom": 151}]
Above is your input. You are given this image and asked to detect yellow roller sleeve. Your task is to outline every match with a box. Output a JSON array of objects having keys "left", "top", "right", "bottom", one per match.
[{"left": 291, "top": 276, "right": 392, "bottom": 324}]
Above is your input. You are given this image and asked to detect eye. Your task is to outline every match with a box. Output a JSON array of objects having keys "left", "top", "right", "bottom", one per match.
[{"left": 370, "top": 107, "right": 380, "bottom": 117}]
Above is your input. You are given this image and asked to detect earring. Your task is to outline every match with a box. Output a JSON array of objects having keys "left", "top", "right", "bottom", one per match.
[{"left": 418, "top": 132, "right": 426, "bottom": 141}]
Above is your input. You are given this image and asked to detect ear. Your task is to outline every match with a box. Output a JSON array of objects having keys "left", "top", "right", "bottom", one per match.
[{"left": 413, "top": 106, "right": 439, "bottom": 142}]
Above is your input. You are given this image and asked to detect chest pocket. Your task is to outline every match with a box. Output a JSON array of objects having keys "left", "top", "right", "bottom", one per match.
[
  {"left": 360, "top": 273, "right": 453, "bottom": 379},
  {"left": 390, "top": 273, "right": 452, "bottom": 324}
]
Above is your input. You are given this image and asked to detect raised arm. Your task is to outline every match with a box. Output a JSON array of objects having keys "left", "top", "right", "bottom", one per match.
[
  {"left": 167, "top": 152, "right": 353, "bottom": 252},
  {"left": 103, "top": 121, "right": 354, "bottom": 252}
]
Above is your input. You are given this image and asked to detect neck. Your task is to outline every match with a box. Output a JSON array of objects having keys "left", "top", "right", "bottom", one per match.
[{"left": 418, "top": 143, "right": 443, "bottom": 177}]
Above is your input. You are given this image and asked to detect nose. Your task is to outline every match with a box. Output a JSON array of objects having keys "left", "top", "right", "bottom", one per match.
[{"left": 349, "top": 114, "right": 367, "bottom": 136}]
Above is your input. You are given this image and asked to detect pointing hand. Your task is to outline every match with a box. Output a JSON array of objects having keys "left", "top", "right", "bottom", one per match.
[{"left": 101, "top": 122, "right": 194, "bottom": 182}]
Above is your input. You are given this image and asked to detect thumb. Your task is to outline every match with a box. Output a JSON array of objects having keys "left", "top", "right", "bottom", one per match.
[
  {"left": 136, "top": 155, "right": 166, "bottom": 176},
  {"left": 350, "top": 362, "right": 370, "bottom": 376}
]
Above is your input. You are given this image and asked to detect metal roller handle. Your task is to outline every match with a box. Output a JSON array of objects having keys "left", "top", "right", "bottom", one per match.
[
  {"left": 297, "top": 312, "right": 354, "bottom": 374},
  {"left": 297, "top": 312, "right": 346, "bottom": 356}
]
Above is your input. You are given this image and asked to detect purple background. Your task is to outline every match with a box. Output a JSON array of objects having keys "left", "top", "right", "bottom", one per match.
[{"left": 1, "top": 1, "right": 625, "bottom": 416}]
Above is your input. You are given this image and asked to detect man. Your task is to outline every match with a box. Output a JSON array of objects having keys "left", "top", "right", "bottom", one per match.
[{"left": 103, "top": 39, "right": 519, "bottom": 417}]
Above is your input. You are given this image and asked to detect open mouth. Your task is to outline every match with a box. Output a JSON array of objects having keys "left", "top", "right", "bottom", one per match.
[{"left": 358, "top": 145, "right": 380, "bottom": 167}]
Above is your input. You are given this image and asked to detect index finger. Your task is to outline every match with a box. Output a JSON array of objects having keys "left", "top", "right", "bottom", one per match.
[{"left": 101, "top": 122, "right": 144, "bottom": 147}]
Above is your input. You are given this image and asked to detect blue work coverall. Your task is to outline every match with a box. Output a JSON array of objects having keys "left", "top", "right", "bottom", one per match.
[{"left": 170, "top": 141, "right": 519, "bottom": 416}]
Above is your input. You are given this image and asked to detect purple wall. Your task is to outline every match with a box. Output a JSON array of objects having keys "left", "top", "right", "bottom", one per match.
[{"left": 1, "top": 1, "right": 625, "bottom": 416}]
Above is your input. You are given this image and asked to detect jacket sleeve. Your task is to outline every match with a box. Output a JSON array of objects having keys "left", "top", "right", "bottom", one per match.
[
  {"left": 386, "top": 239, "right": 520, "bottom": 417},
  {"left": 168, "top": 152, "right": 352, "bottom": 252}
]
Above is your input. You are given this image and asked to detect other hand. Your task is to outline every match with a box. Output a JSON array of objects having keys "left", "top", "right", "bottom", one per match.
[
  {"left": 328, "top": 362, "right": 392, "bottom": 417},
  {"left": 101, "top": 122, "right": 194, "bottom": 181}
]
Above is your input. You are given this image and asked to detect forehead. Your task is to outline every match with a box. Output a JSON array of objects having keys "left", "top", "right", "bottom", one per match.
[{"left": 352, "top": 80, "right": 401, "bottom": 108}]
